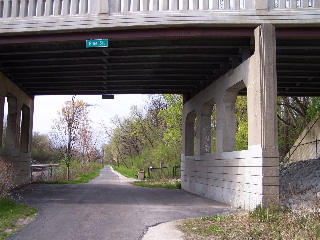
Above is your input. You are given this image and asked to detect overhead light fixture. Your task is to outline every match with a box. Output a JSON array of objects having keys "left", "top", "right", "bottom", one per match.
[{"left": 102, "top": 95, "right": 114, "bottom": 99}]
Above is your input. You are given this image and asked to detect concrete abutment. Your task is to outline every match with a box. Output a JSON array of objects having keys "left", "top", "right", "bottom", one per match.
[
  {"left": 0, "top": 73, "right": 34, "bottom": 185},
  {"left": 181, "top": 24, "right": 279, "bottom": 210}
]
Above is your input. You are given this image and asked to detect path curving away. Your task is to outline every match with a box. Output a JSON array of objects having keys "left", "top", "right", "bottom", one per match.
[{"left": 9, "top": 166, "right": 241, "bottom": 240}]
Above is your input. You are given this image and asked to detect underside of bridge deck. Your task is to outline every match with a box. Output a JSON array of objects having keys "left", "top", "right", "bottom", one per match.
[
  {"left": 1, "top": 26, "right": 320, "bottom": 99},
  {"left": 1, "top": 25, "right": 319, "bottom": 209}
]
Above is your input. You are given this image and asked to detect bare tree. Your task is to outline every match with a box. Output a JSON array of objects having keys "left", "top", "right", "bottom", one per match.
[{"left": 50, "top": 96, "right": 96, "bottom": 180}]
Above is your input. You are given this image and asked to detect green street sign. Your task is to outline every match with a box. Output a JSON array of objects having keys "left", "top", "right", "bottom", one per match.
[{"left": 86, "top": 39, "right": 109, "bottom": 48}]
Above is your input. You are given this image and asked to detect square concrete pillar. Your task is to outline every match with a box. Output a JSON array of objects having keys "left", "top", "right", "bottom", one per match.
[
  {"left": 6, "top": 95, "right": 19, "bottom": 149},
  {"left": 0, "top": 95, "right": 4, "bottom": 147},
  {"left": 248, "top": 24, "right": 278, "bottom": 152},
  {"left": 20, "top": 105, "right": 31, "bottom": 153},
  {"left": 182, "top": 111, "right": 196, "bottom": 156},
  {"left": 196, "top": 103, "right": 213, "bottom": 155},
  {"left": 216, "top": 90, "right": 238, "bottom": 153},
  {"left": 247, "top": 24, "right": 279, "bottom": 206}
]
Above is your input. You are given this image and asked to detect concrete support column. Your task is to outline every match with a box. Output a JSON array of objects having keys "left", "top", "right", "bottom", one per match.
[
  {"left": 196, "top": 103, "right": 213, "bottom": 155},
  {"left": 248, "top": 24, "right": 278, "bottom": 151},
  {"left": 248, "top": 24, "right": 279, "bottom": 206},
  {"left": 182, "top": 111, "right": 196, "bottom": 156},
  {"left": 0, "top": 95, "right": 4, "bottom": 147},
  {"left": 6, "top": 95, "right": 18, "bottom": 149},
  {"left": 20, "top": 105, "right": 31, "bottom": 153},
  {"left": 216, "top": 90, "right": 237, "bottom": 153}
]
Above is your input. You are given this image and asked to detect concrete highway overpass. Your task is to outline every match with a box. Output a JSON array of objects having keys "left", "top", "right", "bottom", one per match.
[{"left": 1, "top": 0, "right": 320, "bottom": 210}]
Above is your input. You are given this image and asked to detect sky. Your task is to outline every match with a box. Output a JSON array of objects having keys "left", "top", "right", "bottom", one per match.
[{"left": 32, "top": 94, "right": 149, "bottom": 144}]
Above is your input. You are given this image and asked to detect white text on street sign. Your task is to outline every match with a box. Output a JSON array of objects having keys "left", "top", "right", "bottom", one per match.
[{"left": 86, "top": 39, "right": 109, "bottom": 48}]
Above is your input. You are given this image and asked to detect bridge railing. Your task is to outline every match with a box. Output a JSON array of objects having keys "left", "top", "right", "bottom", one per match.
[
  {"left": 270, "top": 0, "right": 320, "bottom": 9},
  {"left": 0, "top": 0, "right": 319, "bottom": 19},
  {"left": 109, "top": 0, "right": 253, "bottom": 12},
  {"left": 0, "top": 0, "right": 102, "bottom": 18}
]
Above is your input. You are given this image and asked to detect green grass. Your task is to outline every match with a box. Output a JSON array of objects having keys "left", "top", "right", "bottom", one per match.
[
  {"left": 111, "top": 165, "right": 140, "bottom": 179},
  {"left": 111, "top": 165, "right": 181, "bottom": 189},
  {"left": 180, "top": 206, "right": 320, "bottom": 240},
  {"left": 133, "top": 179, "right": 181, "bottom": 189},
  {"left": 0, "top": 198, "right": 38, "bottom": 240},
  {"left": 44, "top": 165, "right": 104, "bottom": 184}
]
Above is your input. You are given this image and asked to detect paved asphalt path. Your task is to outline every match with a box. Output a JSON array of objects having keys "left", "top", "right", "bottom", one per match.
[{"left": 9, "top": 166, "right": 239, "bottom": 240}]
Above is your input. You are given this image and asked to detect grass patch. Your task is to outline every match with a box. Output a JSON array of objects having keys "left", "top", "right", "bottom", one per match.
[
  {"left": 111, "top": 165, "right": 181, "bottom": 189},
  {"left": 180, "top": 206, "right": 320, "bottom": 240},
  {"left": 0, "top": 198, "right": 38, "bottom": 240},
  {"left": 44, "top": 165, "right": 104, "bottom": 184},
  {"left": 111, "top": 165, "right": 140, "bottom": 179},
  {"left": 133, "top": 179, "right": 181, "bottom": 189}
]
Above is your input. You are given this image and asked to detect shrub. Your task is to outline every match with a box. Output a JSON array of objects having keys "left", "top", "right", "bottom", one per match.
[{"left": 0, "top": 158, "right": 18, "bottom": 198}]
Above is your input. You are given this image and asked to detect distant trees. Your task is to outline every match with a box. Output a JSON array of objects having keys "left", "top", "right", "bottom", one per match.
[
  {"left": 31, "top": 132, "right": 60, "bottom": 163},
  {"left": 104, "top": 94, "right": 320, "bottom": 171},
  {"left": 104, "top": 94, "right": 181, "bottom": 169},
  {"left": 30, "top": 93, "right": 320, "bottom": 176}
]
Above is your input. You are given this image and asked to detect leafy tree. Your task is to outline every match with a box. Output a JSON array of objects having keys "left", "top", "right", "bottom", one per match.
[
  {"left": 158, "top": 94, "right": 182, "bottom": 165},
  {"left": 104, "top": 95, "right": 181, "bottom": 169},
  {"left": 31, "top": 132, "right": 60, "bottom": 163},
  {"left": 277, "top": 96, "right": 320, "bottom": 159},
  {"left": 235, "top": 96, "right": 248, "bottom": 151},
  {"left": 104, "top": 93, "right": 319, "bottom": 173}
]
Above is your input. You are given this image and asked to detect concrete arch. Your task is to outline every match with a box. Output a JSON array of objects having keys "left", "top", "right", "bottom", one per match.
[{"left": 217, "top": 80, "right": 246, "bottom": 153}]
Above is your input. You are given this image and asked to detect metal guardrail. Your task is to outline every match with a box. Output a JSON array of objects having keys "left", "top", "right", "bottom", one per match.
[
  {"left": 147, "top": 165, "right": 180, "bottom": 179},
  {"left": 30, "top": 164, "right": 60, "bottom": 182}
]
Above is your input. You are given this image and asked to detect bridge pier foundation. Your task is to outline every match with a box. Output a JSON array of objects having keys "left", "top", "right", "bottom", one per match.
[
  {"left": 181, "top": 24, "right": 279, "bottom": 210},
  {"left": 0, "top": 73, "right": 34, "bottom": 185}
]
